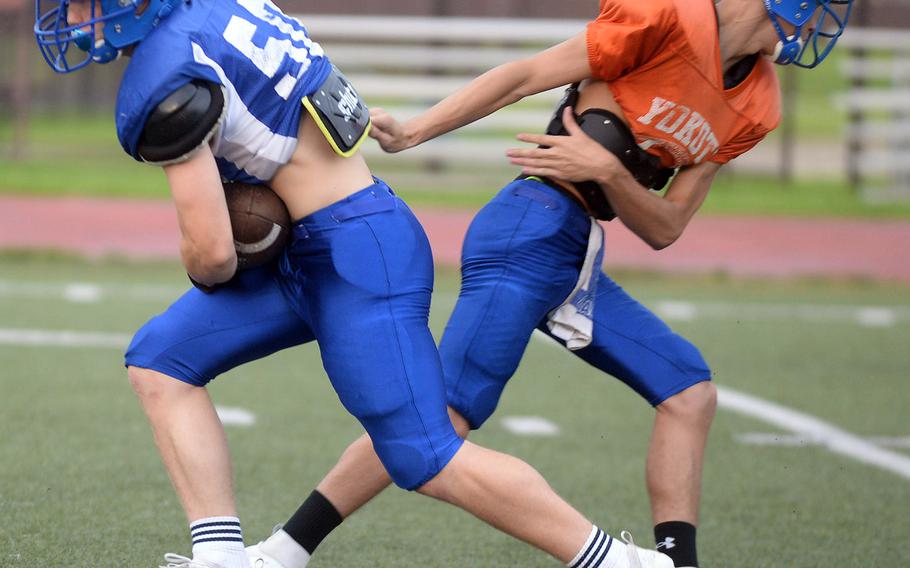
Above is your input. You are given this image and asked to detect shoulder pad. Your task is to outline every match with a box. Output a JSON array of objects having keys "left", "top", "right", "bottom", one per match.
[
  {"left": 545, "top": 83, "right": 581, "bottom": 137},
  {"left": 302, "top": 66, "right": 371, "bottom": 157},
  {"left": 549, "top": 103, "right": 674, "bottom": 191},
  {"left": 137, "top": 80, "right": 225, "bottom": 165}
]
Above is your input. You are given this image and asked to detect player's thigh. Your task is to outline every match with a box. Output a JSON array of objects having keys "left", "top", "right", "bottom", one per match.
[
  {"left": 441, "top": 180, "right": 589, "bottom": 427},
  {"left": 440, "top": 260, "right": 574, "bottom": 429},
  {"left": 541, "top": 272, "right": 711, "bottom": 406},
  {"left": 290, "top": 195, "right": 462, "bottom": 490},
  {"left": 125, "top": 264, "right": 314, "bottom": 386}
]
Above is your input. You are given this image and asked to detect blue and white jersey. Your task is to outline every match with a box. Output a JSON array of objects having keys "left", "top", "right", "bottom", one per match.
[{"left": 116, "top": 0, "right": 331, "bottom": 183}]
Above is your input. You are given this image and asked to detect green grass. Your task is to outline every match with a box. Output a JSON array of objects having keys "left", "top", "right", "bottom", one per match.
[
  {"left": 2, "top": 119, "right": 908, "bottom": 218},
  {"left": 0, "top": 255, "right": 908, "bottom": 567},
  {"left": 393, "top": 170, "right": 910, "bottom": 218},
  {"left": 700, "top": 174, "right": 910, "bottom": 217}
]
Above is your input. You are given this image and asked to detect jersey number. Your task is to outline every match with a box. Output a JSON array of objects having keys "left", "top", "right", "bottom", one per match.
[{"left": 222, "top": 0, "right": 324, "bottom": 99}]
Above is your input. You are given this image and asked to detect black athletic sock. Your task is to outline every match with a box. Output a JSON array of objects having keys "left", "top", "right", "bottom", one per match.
[
  {"left": 654, "top": 521, "right": 698, "bottom": 567},
  {"left": 282, "top": 490, "right": 344, "bottom": 554}
]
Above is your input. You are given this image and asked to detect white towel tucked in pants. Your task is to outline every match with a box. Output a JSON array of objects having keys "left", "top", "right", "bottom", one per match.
[{"left": 546, "top": 218, "right": 604, "bottom": 350}]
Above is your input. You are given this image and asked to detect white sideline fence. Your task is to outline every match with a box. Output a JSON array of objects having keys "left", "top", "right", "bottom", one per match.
[
  {"left": 296, "top": 15, "right": 588, "bottom": 170},
  {"left": 840, "top": 28, "right": 910, "bottom": 201},
  {"left": 296, "top": 16, "right": 910, "bottom": 190}
]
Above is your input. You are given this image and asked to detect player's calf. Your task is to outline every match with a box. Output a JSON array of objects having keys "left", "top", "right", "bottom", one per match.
[{"left": 649, "top": 381, "right": 716, "bottom": 568}]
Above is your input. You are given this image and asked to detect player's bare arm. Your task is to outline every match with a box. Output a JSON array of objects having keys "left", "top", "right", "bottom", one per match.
[
  {"left": 247, "top": 2, "right": 856, "bottom": 568},
  {"left": 508, "top": 107, "right": 719, "bottom": 249},
  {"left": 370, "top": 31, "right": 591, "bottom": 152},
  {"left": 600, "top": 161, "right": 719, "bottom": 250},
  {"left": 39, "top": 2, "right": 697, "bottom": 567},
  {"left": 163, "top": 146, "right": 237, "bottom": 286}
]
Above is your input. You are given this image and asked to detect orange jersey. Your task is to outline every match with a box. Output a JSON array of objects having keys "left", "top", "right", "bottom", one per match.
[{"left": 586, "top": 0, "right": 781, "bottom": 167}]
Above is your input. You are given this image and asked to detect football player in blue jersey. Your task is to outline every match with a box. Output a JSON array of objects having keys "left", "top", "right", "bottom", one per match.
[
  {"left": 35, "top": 2, "right": 678, "bottom": 568},
  {"left": 257, "top": 1, "right": 854, "bottom": 568}
]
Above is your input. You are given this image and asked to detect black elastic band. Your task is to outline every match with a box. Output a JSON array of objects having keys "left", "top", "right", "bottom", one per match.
[{"left": 283, "top": 490, "right": 344, "bottom": 554}]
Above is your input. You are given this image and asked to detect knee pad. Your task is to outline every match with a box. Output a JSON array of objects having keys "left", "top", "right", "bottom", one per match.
[
  {"left": 447, "top": 383, "right": 503, "bottom": 430},
  {"left": 354, "top": 402, "right": 464, "bottom": 490}
]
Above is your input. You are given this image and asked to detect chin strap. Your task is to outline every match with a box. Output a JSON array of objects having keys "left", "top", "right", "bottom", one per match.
[
  {"left": 764, "top": 2, "right": 806, "bottom": 66},
  {"left": 71, "top": 29, "right": 121, "bottom": 64},
  {"left": 771, "top": 35, "right": 804, "bottom": 65}
]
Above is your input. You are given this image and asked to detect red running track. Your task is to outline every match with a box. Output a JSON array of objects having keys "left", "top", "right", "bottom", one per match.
[{"left": 1, "top": 195, "right": 909, "bottom": 283}]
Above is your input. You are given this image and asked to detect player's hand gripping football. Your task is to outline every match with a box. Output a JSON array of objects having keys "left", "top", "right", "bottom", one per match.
[
  {"left": 369, "top": 107, "right": 412, "bottom": 153},
  {"left": 507, "top": 106, "right": 627, "bottom": 185}
]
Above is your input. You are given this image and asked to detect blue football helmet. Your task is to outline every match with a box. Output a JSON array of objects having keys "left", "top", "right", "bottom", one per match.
[
  {"left": 764, "top": 0, "right": 854, "bottom": 68},
  {"left": 34, "top": 0, "right": 184, "bottom": 73}
]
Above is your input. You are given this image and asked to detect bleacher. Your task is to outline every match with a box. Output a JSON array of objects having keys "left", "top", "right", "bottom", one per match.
[
  {"left": 841, "top": 28, "right": 910, "bottom": 200},
  {"left": 297, "top": 15, "right": 586, "bottom": 171}
]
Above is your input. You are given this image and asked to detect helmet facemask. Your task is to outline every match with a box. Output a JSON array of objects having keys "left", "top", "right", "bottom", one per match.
[
  {"left": 764, "top": 0, "right": 854, "bottom": 68},
  {"left": 34, "top": 0, "right": 181, "bottom": 73}
]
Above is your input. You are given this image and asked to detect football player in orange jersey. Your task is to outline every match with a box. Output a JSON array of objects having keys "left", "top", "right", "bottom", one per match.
[
  {"left": 248, "top": 1, "right": 853, "bottom": 568},
  {"left": 41, "top": 2, "right": 680, "bottom": 568}
]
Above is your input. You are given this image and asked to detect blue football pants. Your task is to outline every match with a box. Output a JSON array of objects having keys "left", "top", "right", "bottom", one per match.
[
  {"left": 126, "top": 181, "right": 463, "bottom": 490},
  {"left": 440, "top": 178, "right": 712, "bottom": 429}
]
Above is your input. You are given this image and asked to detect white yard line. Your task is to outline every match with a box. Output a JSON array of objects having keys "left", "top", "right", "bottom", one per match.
[
  {"left": 0, "top": 328, "right": 130, "bottom": 349},
  {"left": 1, "top": 280, "right": 909, "bottom": 326},
  {"left": 0, "top": 327, "right": 255, "bottom": 428},
  {"left": 654, "top": 300, "right": 698, "bottom": 321},
  {"left": 529, "top": 334, "right": 910, "bottom": 480},
  {"left": 1, "top": 325, "right": 907, "bottom": 480},
  {"left": 735, "top": 432, "right": 822, "bottom": 447},
  {"left": 867, "top": 436, "right": 910, "bottom": 449},
  {"left": 215, "top": 406, "right": 257, "bottom": 427},
  {"left": 692, "top": 302, "right": 902, "bottom": 327},
  {"left": 856, "top": 307, "right": 898, "bottom": 327},
  {"left": 0, "top": 281, "right": 181, "bottom": 303},
  {"left": 532, "top": 333, "right": 910, "bottom": 480},
  {"left": 737, "top": 432, "right": 910, "bottom": 449},
  {"left": 501, "top": 415, "right": 561, "bottom": 436},
  {"left": 718, "top": 386, "right": 910, "bottom": 480},
  {"left": 62, "top": 283, "right": 104, "bottom": 303}
]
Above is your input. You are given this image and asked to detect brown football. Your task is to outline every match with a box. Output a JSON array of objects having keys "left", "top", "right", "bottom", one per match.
[{"left": 223, "top": 182, "right": 291, "bottom": 270}]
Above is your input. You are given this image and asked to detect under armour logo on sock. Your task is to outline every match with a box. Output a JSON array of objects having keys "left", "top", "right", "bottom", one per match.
[{"left": 656, "top": 536, "right": 676, "bottom": 550}]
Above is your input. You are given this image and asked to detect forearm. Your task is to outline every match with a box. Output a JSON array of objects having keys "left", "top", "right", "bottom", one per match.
[
  {"left": 181, "top": 239, "right": 237, "bottom": 286},
  {"left": 506, "top": 108, "right": 716, "bottom": 246},
  {"left": 401, "top": 32, "right": 591, "bottom": 148},
  {"left": 165, "top": 145, "right": 237, "bottom": 286},
  {"left": 404, "top": 60, "right": 531, "bottom": 147},
  {"left": 597, "top": 171, "right": 686, "bottom": 250}
]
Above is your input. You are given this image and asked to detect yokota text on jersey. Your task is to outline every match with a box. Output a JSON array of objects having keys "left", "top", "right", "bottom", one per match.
[
  {"left": 636, "top": 97, "right": 719, "bottom": 164},
  {"left": 586, "top": 0, "right": 781, "bottom": 167}
]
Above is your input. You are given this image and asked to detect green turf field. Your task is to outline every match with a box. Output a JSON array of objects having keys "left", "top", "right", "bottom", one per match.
[{"left": 0, "top": 255, "right": 908, "bottom": 567}]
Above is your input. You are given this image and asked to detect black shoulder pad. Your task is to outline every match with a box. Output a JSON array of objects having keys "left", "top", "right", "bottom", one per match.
[
  {"left": 545, "top": 83, "right": 581, "bottom": 137},
  {"left": 574, "top": 109, "right": 674, "bottom": 191},
  {"left": 137, "top": 80, "right": 225, "bottom": 164}
]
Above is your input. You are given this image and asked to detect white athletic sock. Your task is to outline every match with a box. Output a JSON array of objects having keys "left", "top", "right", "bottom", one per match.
[
  {"left": 260, "top": 529, "right": 312, "bottom": 568},
  {"left": 190, "top": 516, "right": 249, "bottom": 568},
  {"left": 568, "top": 525, "right": 627, "bottom": 568}
]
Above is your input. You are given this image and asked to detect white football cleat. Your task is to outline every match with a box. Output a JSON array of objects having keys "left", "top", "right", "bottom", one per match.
[
  {"left": 621, "top": 531, "right": 675, "bottom": 568},
  {"left": 246, "top": 543, "right": 288, "bottom": 568},
  {"left": 160, "top": 553, "right": 226, "bottom": 568}
]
